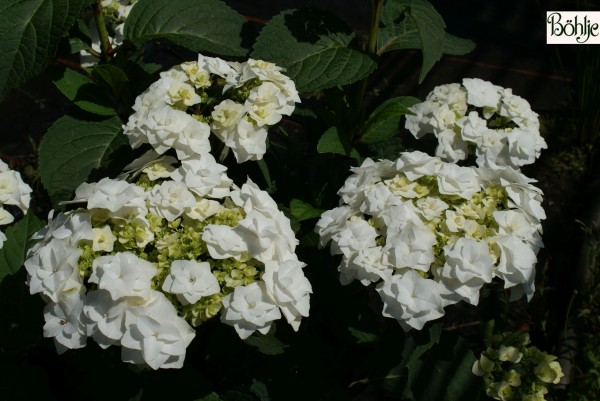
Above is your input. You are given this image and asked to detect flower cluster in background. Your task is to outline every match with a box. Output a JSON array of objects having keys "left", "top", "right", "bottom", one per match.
[
  {"left": 316, "top": 151, "right": 545, "bottom": 331},
  {"left": 80, "top": 0, "right": 137, "bottom": 66},
  {"left": 473, "top": 332, "right": 564, "bottom": 401},
  {"left": 0, "top": 159, "right": 32, "bottom": 249},
  {"left": 405, "top": 78, "right": 547, "bottom": 169},
  {"left": 24, "top": 52, "right": 309, "bottom": 369},
  {"left": 124, "top": 55, "right": 300, "bottom": 163}
]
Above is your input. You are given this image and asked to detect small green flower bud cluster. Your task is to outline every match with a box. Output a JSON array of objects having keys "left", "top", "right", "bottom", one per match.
[{"left": 473, "top": 332, "right": 564, "bottom": 401}]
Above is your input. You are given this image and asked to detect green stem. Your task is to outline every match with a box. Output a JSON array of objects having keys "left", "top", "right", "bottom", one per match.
[
  {"left": 93, "top": 1, "right": 112, "bottom": 62},
  {"left": 257, "top": 159, "right": 275, "bottom": 194},
  {"left": 350, "top": 0, "right": 384, "bottom": 143}
]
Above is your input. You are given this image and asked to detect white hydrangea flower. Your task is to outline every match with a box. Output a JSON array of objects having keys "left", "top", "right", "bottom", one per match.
[
  {"left": 89, "top": 252, "right": 158, "bottom": 301},
  {"left": 435, "top": 163, "right": 480, "bottom": 199},
  {"left": 25, "top": 239, "right": 84, "bottom": 302},
  {"left": 43, "top": 288, "right": 87, "bottom": 353},
  {"left": 83, "top": 290, "right": 128, "bottom": 348},
  {"left": 315, "top": 206, "right": 356, "bottom": 247},
  {"left": 162, "top": 260, "right": 220, "bottom": 304},
  {"left": 376, "top": 270, "right": 445, "bottom": 331},
  {"left": 384, "top": 220, "right": 436, "bottom": 272},
  {"left": 495, "top": 235, "right": 537, "bottom": 300},
  {"left": 405, "top": 79, "right": 546, "bottom": 169},
  {"left": 148, "top": 181, "right": 196, "bottom": 222},
  {"left": 121, "top": 292, "right": 196, "bottom": 370},
  {"left": 221, "top": 282, "right": 282, "bottom": 339},
  {"left": 92, "top": 225, "right": 117, "bottom": 252},
  {"left": 318, "top": 151, "right": 545, "bottom": 330},
  {"left": 0, "top": 159, "right": 33, "bottom": 248},
  {"left": 123, "top": 55, "right": 299, "bottom": 164},
  {"left": 462, "top": 78, "right": 502, "bottom": 108},
  {"left": 0, "top": 164, "right": 32, "bottom": 212},
  {"left": 439, "top": 237, "right": 494, "bottom": 305},
  {"left": 203, "top": 225, "right": 250, "bottom": 260},
  {"left": 184, "top": 198, "right": 223, "bottom": 221},
  {"left": 262, "top": 259, "right": 311, "bottom": 331},
  {"left": 338, "top": 246, "right": 391, "bottom": 286},
  {"left": 27, "top": 75, "right": 308, "bottom": 366},
  {"left": 75, "top": 177, "right": 146, "bottom": 214},
  {"left": 172, "top": 155, "right": 232, "bottom": 199}
]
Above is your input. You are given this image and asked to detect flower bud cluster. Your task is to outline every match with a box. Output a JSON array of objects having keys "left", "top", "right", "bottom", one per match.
[
  {"left": 124, "top": 55, "right": 300, "bottom": 163},
  {"left": 25, "top": 151, "right": 310, "bottom": 369},
  {"left": 0, "top": 159, "right": 32, "bottom": 248},
  {"left": 80, "top": 0, "right": 137, "bottom": 66},
  {"left": 473, "top": 332, "right": 564, "bottom": 401},
  {"left": 405, "top": 78, "right": 547, "bottom": 169},
  {"left": 316, "top": 151, "right": 544, "bottom": 331}
]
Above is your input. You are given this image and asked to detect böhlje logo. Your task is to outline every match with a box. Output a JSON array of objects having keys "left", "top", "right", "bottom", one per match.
[{"left": 546, "top": 11, "right": 600, "bottom": 44}]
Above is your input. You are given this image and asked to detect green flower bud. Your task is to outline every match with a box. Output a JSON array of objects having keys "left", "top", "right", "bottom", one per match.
[
  {"left": 534, "top": 360, "right": 563, "bottom": 384},
  {"left": 499, "top": 345, "right": 523, "bottom": 363}
]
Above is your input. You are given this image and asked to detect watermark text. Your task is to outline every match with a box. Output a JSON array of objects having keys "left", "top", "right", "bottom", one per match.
[{"left": 547, "top": 12, "right": 600, "bottom": 44}]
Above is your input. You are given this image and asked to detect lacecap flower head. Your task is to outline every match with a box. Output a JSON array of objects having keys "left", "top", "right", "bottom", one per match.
[
  {"left": 316, "top": 151, "right": 544, "bottom": 331},
  {"left": 25, "top": 151, "right": 311, "bottom": 369},
  {"left": 0, "top": 158, "right": 32, "bottom": 249},
  {"left": 123, "top": 54, "right": 300, "bottom": 163},
  {"left": 405, "top": 78, "right": 547, "bottom": 169}
]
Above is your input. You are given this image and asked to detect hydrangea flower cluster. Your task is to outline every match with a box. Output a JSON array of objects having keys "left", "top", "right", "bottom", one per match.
[
  {"left": 0, "top": 159, "right": 32, "bottom": 249},
  {"left": 24, "top": 152, "right": 311, "bottom": 369},
  {"left": 80, "top": 0, "right": 137, "bottom": 66},
  {"left": 405, "top": 78, "right": 547, "bottom": 169},
  {"left": 316, "top": 151, "right": 545, "bottom": 331},
  {"left": 124, "top": 55, "right": 300, "bottom": 163},
  {"left": 473, "top": 332, "right": 564, "bottom": 401}
]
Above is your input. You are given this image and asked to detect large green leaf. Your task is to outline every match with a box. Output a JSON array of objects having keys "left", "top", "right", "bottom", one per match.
[
  {"left": 360, "top": 96, "right": 420, "bottom": 144},
  {"left": 124, "top": 0, "right": 247, "bottom": 57},
  {"left": 378, "top": 0, "right": 474, "bottom": 82},
  {"left": 38, "top": 115, "right": 129, "bottom": 207},
  {"left": 0, "top": 212, "right": 44, "bottom": 284},
  {"left": 252, "top": 8, "right": 377, "bottom": 92},
  {"left": 0, "top": 0, "right": 92, "bottom": 99}
]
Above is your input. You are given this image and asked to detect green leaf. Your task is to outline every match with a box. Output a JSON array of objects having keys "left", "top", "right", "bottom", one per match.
[
  {"left": 317, "top": 127, "right": 360, "bottom": 159},
  {"left": 385, "top": 0, "right": 445, "bottom": 83},
  {"left": 252, "top": 9, "right": 377, "bottom": 92},
  {"left": 91, "top": 64, "right": 130, "bottom": 98},
  {"left": 38, "top": 115, "right": 129, "bottom": 207},
  {"left": 378, "top": 0, "right": 474, "bottom": 82},
  {"left": 50, "top": 66, "right": 117, "bottom": 116},
  {"left": 250, "top": 380, "right": 270, "bottom": 401},
  {"left": 348, "top": 327, "right": 380, "bottom": 344},
  {"left": 0, "top": 213, "right": 44, "bottom": 284},
  {"left": 124, "top": 0, "right": 247, "bottom": 57},
  {"left": 405, "top": 323, "right": 442, "bottom": 369},
  {"left": 403, "top": 332, "right": 481, "bottom": 401},
  {"left": 361, "top": 96, "right": 420, "bottom": 144},
  {"left": 439, "top": 32, "right": 475, "bottom": 56},
  {"left": 378, "top": 17, "right": 474, "bottom": 56},
  {"left": 290, "top": 199, "right": 324, "bottom": 222},
  {"left": 367, "top": 137, "right": 407, "bottom": 160},
  {"left": 0, "top": 0, "right": 92, "bottom": 100},
  {"left": 244, "top": 330, "right": 288, "bottom": 355},
  {"left": 194, "top": 393, "right": 223, "bottom": 401}
]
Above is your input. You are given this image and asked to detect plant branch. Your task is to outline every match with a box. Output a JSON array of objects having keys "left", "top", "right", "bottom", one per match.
[
  {"left": 349, "top": 0, "right": 384, "bottom": 143},
  {"left": 93, "top": 1, "right": 112, "bottom": 62}
]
